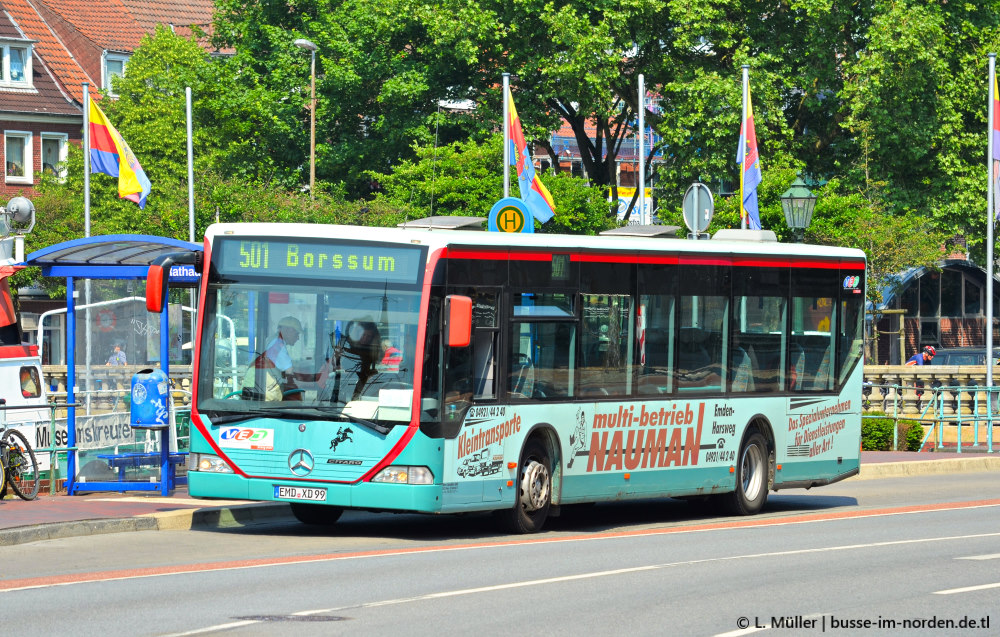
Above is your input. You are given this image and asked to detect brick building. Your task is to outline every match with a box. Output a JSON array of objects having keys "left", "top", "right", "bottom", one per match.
[{"left": 1, "top": 0, "right": 216, "bottom": 201}]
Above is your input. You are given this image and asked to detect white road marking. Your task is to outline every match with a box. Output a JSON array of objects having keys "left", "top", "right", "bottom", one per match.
[
  {"left": 933, "top": 582, "right": 1000, "bottom": 595},
  {"left": 956, "top": 552, "right": 1000, "bottom": 560},
  {"left": 162, "top": 531, "right": 1000, "bottom": 636}
]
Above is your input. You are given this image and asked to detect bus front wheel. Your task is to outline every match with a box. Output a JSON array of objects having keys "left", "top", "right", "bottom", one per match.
[
  {"left": 495, "top": 439, "right": 552, "bottom": 534},
  {"left": 722, "top": 432, "right": 769, "bottom": 516},
  {"left": 290, "top": 503, "right": 344, "bottom": 526}
]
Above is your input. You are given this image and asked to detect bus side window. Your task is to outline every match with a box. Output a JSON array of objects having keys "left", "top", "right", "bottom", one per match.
[
  {"left": 508, "top": 320, "right": 574, "bottom": 400},
  {"left": 579, "top": 294, "right": 631, "bottom": 398},
  {"left": 790, "top": 268, "right": 839, "bottom": 392}
]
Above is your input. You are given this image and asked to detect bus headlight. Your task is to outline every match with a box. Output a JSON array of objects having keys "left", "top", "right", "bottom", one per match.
[
  {"left": 371, "top": 465, "right": 433, "bottom": 484},
  {"left": 190, "top": 453, "right": 233, "bottom": 473}
]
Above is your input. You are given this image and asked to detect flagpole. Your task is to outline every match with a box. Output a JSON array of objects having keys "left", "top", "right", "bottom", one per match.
[
  {"left": 638, "top": 74, "right": 647, "bottom": 225},
  {"left": 186, "top": 87, "right": 195, "bottom": 243},
  {"left": 81, "top": 82, "right": 93, "bottom": 414},
  {"left": 503, "top": 73, "right": 510, "bottom": 198},
  {"left": 740, "top": 65, "right": 749, "bottom": 230},
  {"left": 987, "top": 53, "right": 995, "bottom": 392},
  {"left": 83, "top": 82, "right": 91, "bottom": 238}
]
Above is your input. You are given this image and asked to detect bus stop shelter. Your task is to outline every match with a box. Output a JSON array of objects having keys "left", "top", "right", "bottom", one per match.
[{"left": 23, "top": 235, "right": 201, "bottom": 495}]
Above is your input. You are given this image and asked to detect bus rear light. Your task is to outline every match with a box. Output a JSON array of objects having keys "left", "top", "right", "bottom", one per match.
[
  {"left": 507, "top": 462, "right": 517, "bottom": 469},
  {"left": 371, "top": 465, "right": 433, "bottom": 485},
  {"left": 190, "top": 453, "right": 233, "bottom": 473}
]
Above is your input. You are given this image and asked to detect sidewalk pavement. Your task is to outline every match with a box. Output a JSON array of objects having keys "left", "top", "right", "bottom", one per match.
[{"left": 1, "top": 451, "right": 998, "bottom": 547}]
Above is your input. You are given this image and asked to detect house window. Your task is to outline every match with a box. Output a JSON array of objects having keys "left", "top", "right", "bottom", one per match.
[
  {"left": 940, "top": 270, "right": 962, "bottom": 316},
  {"left": 40, "top": 133, "right": 68, "bottom": 180},
  {"left": 964, "top": 279, "right": 982, "bottom": 315},
  {"left": 103, "top": 53, "right": 128, "bottom": 93},
  {"left": 4, "top": 131, "right": 32, "bottom": 184},
  {"left": 1, "top": 43, "right": 32, "bottom": 86}
]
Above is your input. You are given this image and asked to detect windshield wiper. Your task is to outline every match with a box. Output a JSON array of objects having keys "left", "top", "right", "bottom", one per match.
[
  {"left": 332, "top": 411, "right": 391, "bottom": 436},
  {"left": 203, "top": 410, "right": 272, "bottom": 425},
  {"left": 251, "top": 403, "right": 392, "bottom": 435}
]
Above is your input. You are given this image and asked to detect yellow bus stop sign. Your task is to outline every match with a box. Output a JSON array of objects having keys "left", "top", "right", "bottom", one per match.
[{"left": 488, "top": 197, "right": 534, "bottom": 233}]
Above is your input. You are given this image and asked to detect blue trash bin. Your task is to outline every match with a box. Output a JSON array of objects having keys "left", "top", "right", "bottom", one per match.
[{"left": 130, "top": 368, "right": 170, "bottom": 429}]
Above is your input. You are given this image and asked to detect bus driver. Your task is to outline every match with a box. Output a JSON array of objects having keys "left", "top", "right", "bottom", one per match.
[{"left": 242, "top": 316, "right": 330, "bottom": 400}]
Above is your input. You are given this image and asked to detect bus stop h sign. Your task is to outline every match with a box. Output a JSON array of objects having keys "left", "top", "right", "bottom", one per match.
[{"left": 489, "top": 197, "right": 535, "bottom": 233}]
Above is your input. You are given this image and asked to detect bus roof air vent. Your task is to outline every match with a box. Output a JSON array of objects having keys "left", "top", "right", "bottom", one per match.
[
  {"left": 712, "top": 229, "right": 778, "bottom": 242},
  {"left": 397, "top": 216, "right": 486, "bottom": 231},
  {"left": 599, "top": 225, "right": 681, "bottom": 238}
]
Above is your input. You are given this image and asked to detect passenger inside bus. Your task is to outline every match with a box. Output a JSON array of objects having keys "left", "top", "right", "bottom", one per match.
[{"left": 338, "top": 318, "right": 382, "bottom": 399}]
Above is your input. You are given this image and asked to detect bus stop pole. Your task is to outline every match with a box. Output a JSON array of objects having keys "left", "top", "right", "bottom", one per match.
[
  {"left": 160, "top": 291, "right": 170, "bottom": 495},
  {"left": 66, "top": 276, "right": 77, "bottom": 493}
]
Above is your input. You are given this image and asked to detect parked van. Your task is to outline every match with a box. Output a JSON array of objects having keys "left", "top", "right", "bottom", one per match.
[{"left": 929, "top": 347, "right": 1000, "bottom": 366}]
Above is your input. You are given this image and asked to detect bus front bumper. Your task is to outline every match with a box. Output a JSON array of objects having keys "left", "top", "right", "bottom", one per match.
[{"left": 188, "top": 471, "right": 443, "bottom": 513}]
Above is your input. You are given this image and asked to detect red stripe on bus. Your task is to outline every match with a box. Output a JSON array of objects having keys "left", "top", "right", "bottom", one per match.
[
  {"left": 444, "top": 248, "right": 507, "bottom": 260},
  {"left": 446, "top": 249, "right": 864, "bottom": 271},
  {"left": 445, "top": 249, "right": 552, "bottom": 262}
]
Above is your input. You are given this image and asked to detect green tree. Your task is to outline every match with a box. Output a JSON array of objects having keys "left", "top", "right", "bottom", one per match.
[
  {"left": 370, "top": 133, "right": 613, "bottom": 233},
  {"left": 211, "top": 0, "right": 479, "bottom": 196}
]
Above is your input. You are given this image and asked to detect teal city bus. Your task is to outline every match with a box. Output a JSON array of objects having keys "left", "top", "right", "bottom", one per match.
[{"left": 147, "top": 221, "right": 866, "bottom": 533}]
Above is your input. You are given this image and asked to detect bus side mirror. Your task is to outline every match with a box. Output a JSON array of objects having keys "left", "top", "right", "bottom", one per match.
[
  {"left": 146, "top": 263, "right": 167, "bottom": 313},
  {"left": 146, "top": 250, "right": 201, "bottom": 313},
  {"left": 445, "top": 295, "right": 472, "bottom": 347}
]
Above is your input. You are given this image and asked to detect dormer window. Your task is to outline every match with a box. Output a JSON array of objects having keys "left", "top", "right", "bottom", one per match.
[
  {"left": 1, "top": 41, "right": 32, "bottom": 87},
  {"left": 103, "top": 52, "right": 128, "bottom": 94}
]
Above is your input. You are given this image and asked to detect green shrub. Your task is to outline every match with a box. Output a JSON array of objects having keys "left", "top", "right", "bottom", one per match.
[
  {"left": 862, "top": 416, "right": 924, "bottom": 451},
  {"left": 902, "top": 421, "right": 926, "bottom": 451}
]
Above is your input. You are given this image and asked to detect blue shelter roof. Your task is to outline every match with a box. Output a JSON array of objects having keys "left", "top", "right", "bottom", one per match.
[{"left": 23, "top": 234, "right": 201, "bottom": 279}]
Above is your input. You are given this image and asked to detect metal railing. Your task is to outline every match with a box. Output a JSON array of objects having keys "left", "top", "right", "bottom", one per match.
[{"left": 862, "top": 381, "right": 996, "bottom": 453}]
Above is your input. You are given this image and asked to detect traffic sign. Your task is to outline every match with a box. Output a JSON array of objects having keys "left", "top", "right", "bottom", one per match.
[
  {"left": 682, "top": 182, "right": 714, "bottom": 234},
  {"left": 488, "top": 197, "right": 535, "bottom": 233}
]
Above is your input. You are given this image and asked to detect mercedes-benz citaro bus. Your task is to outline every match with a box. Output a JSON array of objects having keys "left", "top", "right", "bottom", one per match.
[{"left": 146, "top": 219, "right": 866, "bottom": 533}]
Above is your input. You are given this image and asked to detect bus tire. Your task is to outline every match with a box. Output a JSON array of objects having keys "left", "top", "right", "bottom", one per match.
[
  {"left": 495, "top": 439, "right": 552, "bottom": 534},
  {"left": 722, "top": 432, "right": 769, "bottom": 516},
  {"left": 290, "top": 503, "right": 344, "bottom": 526}
]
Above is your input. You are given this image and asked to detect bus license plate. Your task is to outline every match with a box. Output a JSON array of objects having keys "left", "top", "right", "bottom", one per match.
[{"left": 274, "top": 485, "right": 327, "bottom": 501}]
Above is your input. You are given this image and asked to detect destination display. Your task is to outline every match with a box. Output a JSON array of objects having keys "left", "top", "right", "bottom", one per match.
[{"left": 213, "top": 238, "right": 425, "bottom": 284}]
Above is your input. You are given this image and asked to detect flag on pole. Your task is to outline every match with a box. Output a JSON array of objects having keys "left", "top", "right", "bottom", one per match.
[
  {"left": 993, "top": 75, "right": 1000, "bottom": 222},
  {"left": 507, "top": 93, "right": 556, "bottom": 223},
  {"left": 737, "top": 86, "right": 762, "bottom": 230},
  {"left": 88, "top": 97, "right": 152, "bottom": 209}
]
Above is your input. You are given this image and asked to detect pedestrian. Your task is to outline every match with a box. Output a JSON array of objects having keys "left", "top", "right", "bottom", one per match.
[
  {"left": 106, "top": 344, "right": 127, "bottom": 366},
  {"left": 905, "top": 345, "right": 935, "bottom": 366}
]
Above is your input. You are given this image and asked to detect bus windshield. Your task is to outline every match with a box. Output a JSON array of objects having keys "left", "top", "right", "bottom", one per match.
[{"left": 196, "top": 238, "right": 425, "bottom": 427}]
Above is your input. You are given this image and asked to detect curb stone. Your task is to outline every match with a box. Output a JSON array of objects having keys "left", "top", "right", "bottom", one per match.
[
  {"left": 0, "top": 502, "right": 293, "bottom": 547},
  {"left": 849, "top": 456, "right": 1000, "bottom": 480}
]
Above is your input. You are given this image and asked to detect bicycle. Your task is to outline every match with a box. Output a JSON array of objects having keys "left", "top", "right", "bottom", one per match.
[{"left": 1, "top": 427, "right": 40, "bottom": 501}]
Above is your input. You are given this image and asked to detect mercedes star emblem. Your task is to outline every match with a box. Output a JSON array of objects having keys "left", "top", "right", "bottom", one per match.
[{"left": 288, "top": 449, "right": 315, "bottom": 476}]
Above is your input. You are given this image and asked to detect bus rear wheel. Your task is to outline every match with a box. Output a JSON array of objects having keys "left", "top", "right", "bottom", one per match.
[
  {"left": 290, "top": 503, "right": 344, "bottom": 526},
  {"left": 495, "top": 439, "right": 552, "bottom": 534},
  {"left": 722, "top": 432, "right": 769, "bottom": 516}
]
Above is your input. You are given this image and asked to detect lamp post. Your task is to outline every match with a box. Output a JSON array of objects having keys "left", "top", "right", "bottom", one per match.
[
  {"left": 294, "top": 38, "right": 318, "bottom": 200},
  {"left": 780, "top": 174, "right": 817, "bottom": 243}
]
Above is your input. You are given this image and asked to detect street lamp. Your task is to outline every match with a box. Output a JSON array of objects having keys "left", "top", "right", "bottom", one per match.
[
  {"left": 294, "top": 38, "right": 318, "bottom": 200},
  {"left": 780, "top": 174, "right": 817, "bottom": 243}
]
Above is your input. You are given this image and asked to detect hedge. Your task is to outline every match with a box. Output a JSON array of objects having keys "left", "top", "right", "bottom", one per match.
[{"left": 861, "top": 416, "right": 925, "bottom": 451}]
